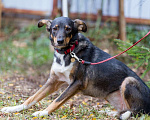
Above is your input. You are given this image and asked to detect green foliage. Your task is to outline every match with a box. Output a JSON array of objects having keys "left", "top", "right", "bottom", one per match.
[
  {"left": 115, "top": 39, "right": 150, "bottom": 78},
  {"left": 146, "top": 81, "right": 150, "bottom": 88},
  {"left": 0, "top": 23, "right": 53, "bottom": 75},
  {"left": 126, "top": 26, "right": 150, "bottom": 47},
  {"left": 84, "top": 18, "right": 118, "bottom": 48}
]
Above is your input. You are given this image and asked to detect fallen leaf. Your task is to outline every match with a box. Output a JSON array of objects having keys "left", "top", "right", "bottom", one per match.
[
  {"left": 61, "top": 115, "right": 67, "bottom": 118},
  {"left": 16, "top": 100, "right": 19, "bottom": 103},
  {"left": 8, "top": 84, "right": 14, "bottom": 86},
  {"left": 32, "top": 117, "right": 38, "bottom": 119},
  {"left": 7, "top": 96, "right": 11, "bottom": 99},
  {"left": 82, "top": 101, "right": 87, "bottom": 105},
  {"left": 97, "top": 102, "right": 100, "bottom": 105},
  {"left": 20, "top": 77, "right": 24, "bottom": 80},
  {"left": 14, "top": 112, "right": 20, "bottom": 115},
  {"left": 92, "top": 118, "right": 96, "bottom": 120},
  {"left": 61, "top": 106, "right": 65, "bottom": 108},
  {"left": 112, "top": 108, "right": 117, "bottom": 111},
  {"left": 0, "top": 92, "right": 4, "bottom": 94},
  {"left": 47, "top": 100, "right": 52, "bottom": 103},
  {"left": 89, "top": 114, "right": 94, "bottom": 117}
]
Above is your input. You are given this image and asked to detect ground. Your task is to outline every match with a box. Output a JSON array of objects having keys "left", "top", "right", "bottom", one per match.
[{"left": 0, "top": 73, "right": 119, "bottom": 120}]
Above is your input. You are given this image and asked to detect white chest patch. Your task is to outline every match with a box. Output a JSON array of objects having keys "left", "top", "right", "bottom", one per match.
[{"left": 51, "top": 52, "right": 73, "bottom": 84}]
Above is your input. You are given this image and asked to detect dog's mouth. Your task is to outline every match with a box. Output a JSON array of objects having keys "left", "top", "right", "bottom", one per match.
[
  {"left": 52, "top": 42, "right": 70, "bottom": 49},
  {"left": 50, "top": 35, "right": 72, "bottom": 49}
]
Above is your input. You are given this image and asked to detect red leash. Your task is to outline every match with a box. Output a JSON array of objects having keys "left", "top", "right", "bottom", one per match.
[{"left": 71, "top": 31, "right": 150, "bottom": 65}]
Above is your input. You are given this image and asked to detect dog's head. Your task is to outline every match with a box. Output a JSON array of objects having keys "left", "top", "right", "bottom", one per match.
[{"left": 38, "top": 17, "right": 87, "bottom": 49}]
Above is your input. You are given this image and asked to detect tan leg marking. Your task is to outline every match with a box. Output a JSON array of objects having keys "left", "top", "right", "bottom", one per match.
[
  {"left": 45, "top": 80, "right": 82, "bottom": 114},
  {"left": 120, "top": 77, "right": 138, "bottom": 110},
  {"left": 1, "top": 71, "right": 64, "bottom": 113},
  {"left": 23, "top": 71, "right": 64, "bottom": 107}
]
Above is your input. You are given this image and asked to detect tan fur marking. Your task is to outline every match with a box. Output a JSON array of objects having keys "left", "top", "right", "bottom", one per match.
[
  {"left": 45, "top": 89, "right": 77, "bottom": 114},
  {"left": 120, "top": 77, "right": 138, "bottom": 109},
  {"left": 69, "top": 64, "right": 77, "bottom": 81},
  {"left": 53, "top": 37, "right": 57, "bottom": 44},
  {"left": 65, "top": 25, "right": 71, "bottom": 30},
  {"left": 65, "top": 36, "right": 72, "bottom": 45},
  {"left": 50, "top": 34, "right": 54, "bottom": 39},
  {"left": 23, "top": 72, "right": 64, "bottom": 106},
  {"left": 38, "top": 19, "right": 52, "bottom": 29},
  {"left": 45, "top": 81, "right": 81, "bottom": 114},
  {"left": 55, "top": 25, "right": 58, "bottom": 27},
  {"left": 65, "top": 25, "right": 68, "bottom": 28},
  {"left": 78, "top": 25, "right": 83, "bottom": 31},
  {"left": 45, "top": 90, "right": 78, "bottom": 114},
  {"left": 41, "top": 19, "right": 48, "bottom": 24},
  {"left": 74, "top": 19, "right": 87, "bottom": 32},
  {"left": 75, "top": 19, "right": 83, "bottom": 24},
  {"left": 45, "top": 96, "right": 72, "bottom": 114},
  {"left": 121, "top": 83, "right": 130, "bottom": 109}
]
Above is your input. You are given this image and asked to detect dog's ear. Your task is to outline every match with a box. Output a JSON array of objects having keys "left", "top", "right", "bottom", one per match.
[
  {"left": 38, "top": 19, "right": 52, "bottom": 32},
  {"left": 73, "top": 19, "right": 87, "bottom": 32}
]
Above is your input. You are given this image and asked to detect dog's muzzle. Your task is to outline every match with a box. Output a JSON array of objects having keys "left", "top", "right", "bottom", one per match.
[{"left": 57, "top": 39, "right": 64, "bottom": 45}]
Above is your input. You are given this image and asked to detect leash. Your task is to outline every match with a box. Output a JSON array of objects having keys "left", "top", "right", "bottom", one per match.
[{"left": 70, "top": 31, "right": 150, "bottom": 65}]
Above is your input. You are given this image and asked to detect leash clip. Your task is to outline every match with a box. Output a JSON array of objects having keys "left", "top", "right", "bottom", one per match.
[{"left": 70, "top": 52, "right": 82, "bottom": 63}]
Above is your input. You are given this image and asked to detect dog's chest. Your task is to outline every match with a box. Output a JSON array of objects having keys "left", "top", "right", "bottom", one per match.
[{"left": 51, "top": 52, "right": 73, "bottom": 84}]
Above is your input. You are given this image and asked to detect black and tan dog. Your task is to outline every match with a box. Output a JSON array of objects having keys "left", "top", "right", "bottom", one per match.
[{"left": 1, "top": 17, "right": 150, "bottom": 119}]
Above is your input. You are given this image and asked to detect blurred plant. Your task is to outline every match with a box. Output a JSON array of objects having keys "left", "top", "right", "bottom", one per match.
[
  {"left": 84, "top": 17, "right": 118, "bottom": 48},
  {"left": 0, "top": 23, "right": 53, "bottom": 75},
  {"left": 115, "top": 38, "right": 150, "bottom": 78},
  {"left": 126, "top": 26, "right": 150, "bottom": 47}
]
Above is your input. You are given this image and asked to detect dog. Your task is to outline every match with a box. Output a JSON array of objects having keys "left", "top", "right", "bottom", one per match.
[{"left": 1, "top": 17, "right": 150, "bottom": 119}]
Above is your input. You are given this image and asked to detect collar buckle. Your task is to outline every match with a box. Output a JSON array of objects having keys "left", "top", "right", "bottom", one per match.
[{"left": 70, "top": 52, "right": 82, "bottom": 63}]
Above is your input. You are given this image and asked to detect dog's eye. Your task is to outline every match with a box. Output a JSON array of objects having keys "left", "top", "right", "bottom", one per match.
[
  {"left": 65, "top": 27, "right": 71, "bottom": 31},
  {"left": 53, "top": 27, "right": 58, "bottom": 31}
]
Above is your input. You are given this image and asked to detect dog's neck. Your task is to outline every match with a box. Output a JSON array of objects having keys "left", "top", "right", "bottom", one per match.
[{"left": 54, "top": 33, "right": 79, "bottom": 55}]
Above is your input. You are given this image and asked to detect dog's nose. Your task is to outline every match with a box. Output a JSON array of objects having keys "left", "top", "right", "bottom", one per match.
[
  {"left": 57, "top": 39, "right": 64, "bottom": 44},
  {"left": 57, "top": 35, "right": 65, "bottom": 44}
]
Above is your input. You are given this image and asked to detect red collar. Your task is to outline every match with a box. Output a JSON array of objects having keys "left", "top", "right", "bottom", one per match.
[{"left": 55, "top": 41, "right": 78, "bottom": 54}]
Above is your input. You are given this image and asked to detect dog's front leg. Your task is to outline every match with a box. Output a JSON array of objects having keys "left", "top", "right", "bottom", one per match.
[
  {"left": 32, "top": 80, "right": 82, "bottom": 117},
  {"left": 1, "top": 72, "right": 64, "bottom": 113}
]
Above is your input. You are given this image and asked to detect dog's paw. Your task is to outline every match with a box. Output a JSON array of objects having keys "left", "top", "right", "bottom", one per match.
[
  {"left": 1, "top": 104, "right": 27, "bottom": 113},
  {"left": 120, "top": 111, "right": 131, "bottom": 120},
  {"left": 32, "top": 110, "right": 49, "bottom": 117}
]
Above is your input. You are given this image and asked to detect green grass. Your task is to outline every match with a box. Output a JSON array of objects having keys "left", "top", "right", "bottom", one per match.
[
  {"left": 0, "top": 23, "right": 54, "bottom": 75},
  {"left": 1, "top": 96, "right": 150, "bottom": 120}
]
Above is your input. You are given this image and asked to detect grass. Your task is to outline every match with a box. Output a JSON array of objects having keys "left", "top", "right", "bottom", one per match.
[
  {"left": 0, "top": 83, "right": 117, "bottom": 120},
  {"left": 0, "top": 38, "right": 53, "bottom": 74},
  {"left": 1, "top": 95, "right": 150, "bottom": 120},
  {"left": 0, "top": 22, "right": 54, "bottom": 76}
]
